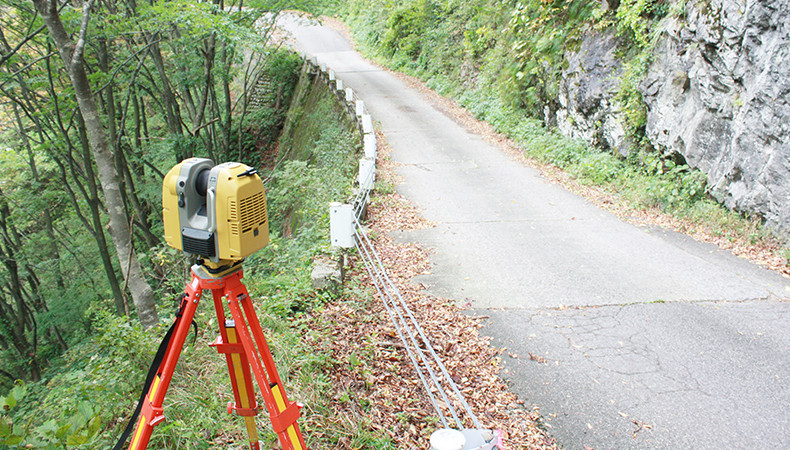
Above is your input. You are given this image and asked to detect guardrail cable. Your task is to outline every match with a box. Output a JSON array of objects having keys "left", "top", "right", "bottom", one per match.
[
  {"left": 353, "top": 184, "right": 370, "bottom": 221},
  {"left": 354, "top": 224, "right": 453, "bottom": 427},
  {"left": 351, "top": 168, "right": 481, "bottom": 429}
]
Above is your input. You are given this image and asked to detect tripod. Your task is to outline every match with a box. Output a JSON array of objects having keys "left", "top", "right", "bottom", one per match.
[{"left": 124, "top": 263, "right": 306, "bottom": 450}]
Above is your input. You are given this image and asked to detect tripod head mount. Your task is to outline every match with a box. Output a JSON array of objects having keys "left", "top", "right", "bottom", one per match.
[{"left": 163, "top": 158, "right": 269, "bottom": 266}]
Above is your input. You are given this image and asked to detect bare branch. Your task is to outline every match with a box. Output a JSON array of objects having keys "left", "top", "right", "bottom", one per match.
[
  {"left": 71, "top": 0, "right": 94, "bottom": 68},
  {"left": 94, "top": 37, "right": 161, "bottom": 95},
  {"left": 0, "top": 24, "right": 48, "bottom": 68},
  {"left": 0, "top": 52, "right": 58, "bottom": 90}
]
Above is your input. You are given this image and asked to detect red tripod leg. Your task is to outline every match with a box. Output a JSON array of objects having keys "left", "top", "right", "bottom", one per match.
[
  {"left": 210, "top": 286, "right": 261, "bottom": 450},
  {"left": 223, "top": 271, "right": 306, "bottom": 450},
  {"left": 128, "top": 274, "right": 204, "bottom": 450}
]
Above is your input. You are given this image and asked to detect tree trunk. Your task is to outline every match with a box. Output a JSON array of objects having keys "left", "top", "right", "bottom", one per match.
[
  {"left": 147, "top": 38, "right": 183, "bottom": 136},
  {"left": 96, "top": 39, "right": 159, "bottom": 249},
  {"left": 75, "top": 117, "right": 129, "bottom": 315},
  {"left": 34, "top": 0, "right": 158, "bottom": 328},
  {"left": 0, "top": 190, "right": 41, "bottom": 382}
]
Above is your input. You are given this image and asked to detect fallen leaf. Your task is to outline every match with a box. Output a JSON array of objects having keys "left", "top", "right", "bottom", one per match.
[{"left": 529, "top": 353, "right": 547, "bottom": 363}]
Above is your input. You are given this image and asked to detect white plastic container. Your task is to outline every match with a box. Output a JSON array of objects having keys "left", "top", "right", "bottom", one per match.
[{"left": 430, "top": 428, "right": 466, "bottom": 450}]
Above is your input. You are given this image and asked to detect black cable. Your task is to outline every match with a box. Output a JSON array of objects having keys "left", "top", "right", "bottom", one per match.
[
  {"left": 112, "top": 319, "right": 178, "bottom": 450},
  {"left": 113, "top": 294, "right": 196, "bottom": 449}
]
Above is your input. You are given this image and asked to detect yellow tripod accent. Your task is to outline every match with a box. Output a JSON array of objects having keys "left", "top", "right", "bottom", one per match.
[{"left": 122, "top": 264, "right": 306, "bottom": 450}]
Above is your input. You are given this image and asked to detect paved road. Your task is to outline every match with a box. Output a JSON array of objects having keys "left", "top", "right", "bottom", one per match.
[{"left": 280, "top": 15, "right": 790, "bottom": 449}]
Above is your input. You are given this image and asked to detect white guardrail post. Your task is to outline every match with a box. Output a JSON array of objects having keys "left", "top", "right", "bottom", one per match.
[
  {"left": 355, "top": 99, "right": 365, "bottom": 117},
  {"left": 329, "top": 203, "right": 355, "bottom": 248},
  {"left": 358, "top": 157, "right": 375, "bottom": 190},
  {"left": 311, "top": 55, "right": 378, "bottom": 248},
  {"left": 364, "top": 133, "right": 377, "bottom": 159}
]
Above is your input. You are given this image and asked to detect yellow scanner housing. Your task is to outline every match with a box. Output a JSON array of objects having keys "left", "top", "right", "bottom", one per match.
[{"left": 163, "top": 158, "right": 269, "bottom": 264}]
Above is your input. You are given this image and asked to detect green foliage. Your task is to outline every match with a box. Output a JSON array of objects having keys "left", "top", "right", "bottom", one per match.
[
  {"left": 171, "top": 135, "right": 206, "bottom": 162},
  {"left": 382, "top": 0, "right": 435, "bottom": 58},
  {"left": 509, "top": 0, "right": 597, "bottom": 114},
  {"left": 614, "top": 0, "right": 671, "bottom": 48},
  {"left": 0, "top": 309, "right": 154, "bottom": 449},
  {"left": 605, "top": 0, "right": 678, "bottom": 140},
  {"left": 139, "top": 0, "right": 270, "bottom": 46},
  {"left": 615, "top": 53, "right": 651, "bottom": 137},
  {"left": 0, "top": 383, "right": 26, "bottom": 447},
  {"left": 575, "top": 151, "right": 625, "bottom": 184},
  {"left": 32, "top": 311, "right": 156, "bottom": 421},
  {"left": 0, "top": 140, "right": 101, "bottom": 389},
  {"left": 632, "top": 152, "right": 709, "bottom": 210},
  {"left": 233, "top": 50, "right": 303, "bottom": 164},
  {"left": 1, "top": 381, "right": 103, "bottom": 448}
]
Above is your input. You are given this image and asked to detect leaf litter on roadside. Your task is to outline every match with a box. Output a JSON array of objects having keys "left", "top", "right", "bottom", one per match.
[{"left": 302, "top": 134, "right": 556, "bottom": 449}]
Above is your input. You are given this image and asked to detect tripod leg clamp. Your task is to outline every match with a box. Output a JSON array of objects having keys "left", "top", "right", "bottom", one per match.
[
  {"left": 228, "top": 401, "right": 259, "bottom": 417},
  {"left": 270, "top": 401, "right": 301, "bottom": 435},
  {"left": 211, "top": 339, "right": 244, "bottom": 355}
]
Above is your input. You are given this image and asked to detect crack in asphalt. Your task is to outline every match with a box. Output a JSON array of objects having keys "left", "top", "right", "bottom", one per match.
[
  {"left": 490, "top": 298, "right": 790, "bottom": 447},
  {"left": 531, "top": 305, "right": 715, "bottom": 398}
]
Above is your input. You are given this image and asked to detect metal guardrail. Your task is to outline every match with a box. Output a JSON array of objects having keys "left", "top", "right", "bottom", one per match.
[{"left": 314, "top": 54, "right": 501, "bottom": 449}]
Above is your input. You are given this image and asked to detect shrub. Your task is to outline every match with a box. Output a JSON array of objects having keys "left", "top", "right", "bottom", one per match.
[{"left": 382, "top": 0, "right": 435, "bottom": 58}]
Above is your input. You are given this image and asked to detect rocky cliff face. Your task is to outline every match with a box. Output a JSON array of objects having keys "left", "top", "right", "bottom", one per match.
[
  {"left": 557, "top": 0, "right": 790, "bottom": 237},
  {"left": 557, "top": 31, "right": 629, "bottom": 157},
  {"left": 644, "top": 0, "right": 790, "bottom": 236}
]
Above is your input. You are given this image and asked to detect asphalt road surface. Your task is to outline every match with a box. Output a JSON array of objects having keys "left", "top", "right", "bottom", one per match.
[{"left": 280, "top": 15, "right": 790, "bottom": 449}]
